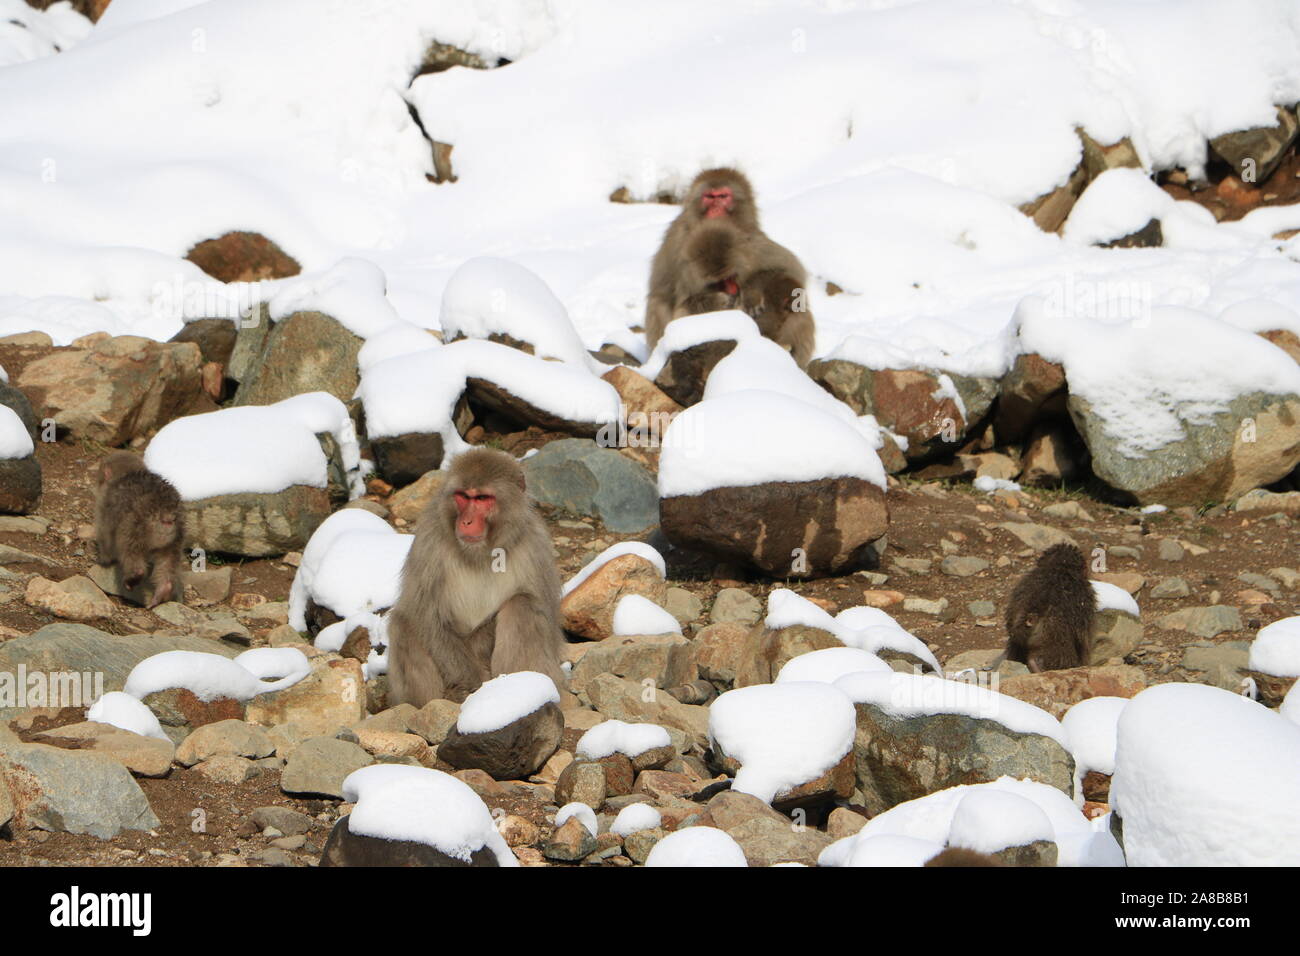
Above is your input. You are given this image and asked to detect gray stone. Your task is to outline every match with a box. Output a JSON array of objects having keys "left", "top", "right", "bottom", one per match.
[
  {"left": 437, "top": 701, "right": 564, "bottom": 780},
  {"left": 1182, "top": 641, "right": 1251, "bottom": 691},
  {"left": 996, "top": 522, "right": 1078, "bottom": 552},
  {"left": 1091, "top": 609, "right": 1143, "bottom": 663},
  {"left": 0, "top": 623, "right": 239, "bottom": 721},
  {"left": 251, "top": 806, "right": 314, "bottom": 836},
  {"left": 522, "top": 438, "right": 658, "bottom": 533},
  {"left": 183, "top": 485, "right": 333, "bottom": 558},
  {"left": 569, "top": 634, "right": 696, "bottom": 695},
  {"left": 940, "top": 555, "right": 989, "bottom": 578},
  {"left": 1157, "top": 605, "right": 1242, "bottom": 639},
  {"left": 0, "top": 741, "right": 159, "bottom": 838},
  {"left": 1151, "top": 577, "right": 1191, "bottom": 599},
  {"left": 320, "top": 813, "right": 504, "bottom": 866},
  {"left": 1157, "top": 539, "right": 1185, "bottom": 562},
  {"left": 664, "top": 587, "right": 703, "bottom": 624},
  {"left": 280, "top": 737, "right": 374, "bottom": 798},
  {"left": 709, "top": 588, "right": 762, "bottom": 626}
]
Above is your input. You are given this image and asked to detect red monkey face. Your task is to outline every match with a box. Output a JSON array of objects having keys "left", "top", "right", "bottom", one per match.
[
  {"left": 453, "top": 488, "right": 496, "bottom": 545},
  {"left": 700, "top": 186, "right": 733, "bottom": 219}
]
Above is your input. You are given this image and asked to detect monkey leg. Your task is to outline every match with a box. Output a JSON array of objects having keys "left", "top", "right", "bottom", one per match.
[
  {"left": 644, "top": 295, "right": 674, "bottom": 349},
  {"left": 146, "top": 548, "right": 182, "bottom": 608},
  {"left": 776, "top": 310, "right": 815, "bottom": 368},
  {"left": 488, "top": 593, "right": 568, "bottom": 692},
  {"left": 679, "top": 290, "right": 735, "bottom": 317}
]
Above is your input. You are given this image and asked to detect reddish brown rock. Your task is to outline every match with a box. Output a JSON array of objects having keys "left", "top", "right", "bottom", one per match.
[
  {"left": 185, "top": 231, "right": 301, "bottom": 283},
  {"left": 652, "top": 339, "right": 738, "bottom": 408},
  {"left": 660, "top": 475, "right": 887, "bottom": 578},
  {"left": 734, "top": 624, "right": 841, "bottom": 688},
  {"left": 560, "top": 553, "right": 667, "bottom": 641},
  {"left": 994, "top": 353, "right": 1068, "bottom": 443},
  {"left": 996, "top": 664, "right": 1147, "bottom": 720}
]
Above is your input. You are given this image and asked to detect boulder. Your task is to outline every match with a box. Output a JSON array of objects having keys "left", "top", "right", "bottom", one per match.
[
  {"left": 183, "top": 485, "right": 333, "bottom": 557},
  {"left": 185, "top": 230, "right": 301, "bottom": 283},
  {"left": 652, "top": 339, "right": 738, "bottom": 407},
  {"left": 232, "top": 311, "right": 362, "bottom": 407},
  {"left": 437, "top": 701, "right": 564, "bottom": 781},
  {"left": 522, "top": 438, "right": 659, "bottom": 533},
  {"left": 660, "top": 475, "right": 887, "bottom": 578},
  {"left": 320, "top": 813, "right": 504, "bottom": 866},
  {"left": 560, "top": 553, "right": 666, "bottom": 641}
]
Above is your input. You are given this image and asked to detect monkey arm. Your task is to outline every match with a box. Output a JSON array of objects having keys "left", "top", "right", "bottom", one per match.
[{"left": 488, "top": 592, "right": 568, "bottom": 691}]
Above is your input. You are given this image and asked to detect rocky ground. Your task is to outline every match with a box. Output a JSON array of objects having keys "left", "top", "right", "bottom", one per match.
[{"left": 0, "top": 418, "right": 1296, "bottom": 866}]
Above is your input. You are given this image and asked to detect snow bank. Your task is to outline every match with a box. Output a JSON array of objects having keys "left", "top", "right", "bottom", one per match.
[
  {"left": 822, "top": 834, "right": 946, "bottom": 868},
  {"left": 612, "top": 594, "right": 681, "bottom": 636},
  {"left": 555, "top": 802, "right": 598, "bottom": 836},
  {"left": 561, "top": 542, "right": 665, "bottom": 597},
  {"left": 658, "top": 390, "right": 886, "bottom": 497},
  {"left": 268, "top": 257, "right": 405, "bottom": 339},
  {"left": 342, "top": 764, "right": 518, "bottom": 866},
  {"left": 1018, "top": 297, "right": 1300, "bottom": 457},
  {"left": 86, "top": 691, "right": 170, "bottom": 742},
  {"left": 0, "top": 0, "right": 91, "bottom": 68},
  {"left": 576, "top": 720, "right": 671, "bottom": 760},
  {"left": 233, "top": 647, "right": 311, "bottom": 684},
  {"left": 1247, "top": 615, "right": 1300, "bottom": 677},
  {"left": 611, "top": 803, "right": 661, "bottom": 837},
  {"left": 122, "top": 649, "right": 309, "bottom": 701},
  {"left": 440, "top": 256, "right": 595, "bottom": 368},
  {"left": 764, "top": 590, "right": 941, "bottom": 673},
  {"left": 0, "top": 404, "right": 33, "bottom": 459},
  {"left": 1061, "top": 696, "right": 1129, "bottom": 778},
  {"left": 644, "top": 827, "right": 747, "bottom": 867},
  {"left": 289, "top": 518, "right": 411, "bottom": 630},
  {"left": 1062, "top": 168, "right": 1172, "bottom": 247},
  {"left": 819, "top": 777, "right": 1122, "bottom": 868},
  {"left": 455, "top": 671, "right": 561, "bottom": 735},
  {"left": 288, "top": 508, "right": 395, "bottom": 630},
  {"left": 1110, "top": 682, "right": 1300, "bottom": 865},
  {"left": 145, "top": 392, "right": 362, "bottom": 500},
  {"left": 947, "top": 789, "right": 1055, "bottom": 854},
  {"left": 708, "top": 682, "right": 856, "bottom": 804},
  {"left": 774, "top": 647, "right": 892, "bottom": 684},
  {"left": 1091, "top": 580, "right": 1140, "bottom": 617},
  {"left": 356, "top": 339, "right": 620, "bottom": 449}
]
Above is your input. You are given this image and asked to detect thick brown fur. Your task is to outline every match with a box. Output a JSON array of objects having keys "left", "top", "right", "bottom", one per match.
[
  {"left": 644, "top": 167, "right": 816, "bottom": 367},
  {"left": 924, "top": 847, "right": 1005, "bottom": 867},
  {"left": 1003, "top": 543, "right": 1095, "bottom": 673},
  {"left": 386, "top": 448, "right": 568, "bottom": 707},
  {"left": 93, "top": 451, "right": 185, "bottom": 608}
]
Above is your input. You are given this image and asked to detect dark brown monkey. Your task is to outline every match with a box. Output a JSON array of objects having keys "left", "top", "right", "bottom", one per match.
[
  {"left": 93, "top": 451, "right": 185, "bottom": 608},
  {"left": 386, "top": 448, "right": 568, "bottom": 706},
  {"left": 1002, "top": 543, "right": 1095, "bottom": 672},
  {"left": 645, "top": 167, "right": 816, "bottom": 366},
  {"left": 924, "top": 847, "right": 1005, "bottom": 867}
]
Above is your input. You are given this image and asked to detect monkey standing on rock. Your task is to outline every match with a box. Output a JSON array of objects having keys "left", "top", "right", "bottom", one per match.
[
  {"left": 645, "top": 167, "right": 816, "bottom": 367},
  {"left": 386, "top": 447, "right": 568, "bottom": 707},
  {"left": 93, "top": 451, "right": 185, "bottom": 608},
  {"left": 1002, "top": 543, "right": 1095, "bottom": 672}
]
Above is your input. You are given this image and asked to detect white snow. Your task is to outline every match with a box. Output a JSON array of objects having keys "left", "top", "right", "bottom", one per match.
[
  {"left": 0, "top": 0, "right": 91, "bottom": 68},
  {"left": 1090, "top": 580, "right": 1141, "bottom": 617},
  {"left": 833, "top": 671, "right": 1066, "bottom": 747},
  {"left": 708, "top": 682, "right": 856, "bottom": 804},
  {"left": 947, "top": 788, "right": 1055, "bottom": 854},
  {"left": 774, "top": 647, "right": 892, "bottom": 684},
  {"left": 555, "top": 802, "right": 598, "bottom": 837},
  {"left": 233, "top": 647, "right": 311, "bottom": 684},
  {"left": 341, "top": 764, "right": 518, "bottom": 866},
  {"left": 611, "top": 594, "right": 681, "bottom": 637},
  {"left": 455, "top": 671, "right": 561, "bottom": 735},
  {"left": 561, "top": 541, "right": 666, "bottom": 597},
  {"left": 973, "top": 476, "right": 1021, "bottom": 494},
  {"left": 356, "top": 339, "right": 619, "bottom": 453},
  {"left": 288, "top": 516, "right": 411, "bottom": 629},
  {"left": 639, "top": 311, "right": 761, "bottom": 381},
  {"left": 611, "top": 802, "right": 662, "bottom": 837},
  {"left": 314, "top": 611, "right": 391, "bottom": 682},
  {"left": 764, "top": 590, "right": 942, "bottom": 674},
  {"left": 144, "top": 392, "right": 362, "bottom": 500},
  {"left": 288, "top": 507, "right": 396, "bottom": 631},
  {"left": 1281, "top": 682, "right": 1300, "bottom": 726},
  {"left": 822, "top": 834, "right": 946, "bottom": 868},
  {"left": 575, "top": 719, "right": 671, "bottom": 760},
  {"left": 1110, "top": 682, "right": 1300, "bottom": 866},
  {"left": 819, "top": 777, "right": 1122, "bottom": 868},
  {"left": 267, "top": 257, "right": 405, "bottom": 339},
  {"left": 86, "top": 690, "right": 170, "bottom": 742},
  {"left": 1061, "top": 696, "right": 1129, "bottom": 778},
  {"left": 121, "top": 649, "right": 309, "bottom": 701},
  {"left": 1018, "top": 296, "right": 1300, "bottom": 458},
  {"left": 1247, "top": 615, "right": 1300, "bottom": 677},
  {"left": 440, "top": 256, "right": 596, "bottom": 368},
  {"left": 0, "top": 404, "right": 33, "bottom": 459},
  {"left": 658, "top": 390, "right": 886, "bottom": 497},
  {"left": 1062, "top": 168, "right": 1172, "bottom": 247},
  {"left": 644, "top": 827, "right": 747, "bottom": 868}
]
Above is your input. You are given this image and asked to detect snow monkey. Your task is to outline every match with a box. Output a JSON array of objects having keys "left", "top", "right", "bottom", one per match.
[
  {"left": 1002, "top": 543, "right": 1096, "bottom": 673},
  {"left": 386, "top": 447, "right": 568, "bottom": 707},
  {"left": 93, "top": 451, "right": 185, "bottom": 608},
  {"left": 644, "top": 167, "right": 816, "bottom": 367}
]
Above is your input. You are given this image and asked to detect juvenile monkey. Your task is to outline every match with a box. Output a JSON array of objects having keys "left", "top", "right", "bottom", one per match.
[
  {"left": 386, "top": 448, "right": 568, "bottom": 707},
  {"left": 1002, "top": 543, "right": 1095, "bottom": 672},
  {"left": 93, "top": 451, "right": 185, "bottom": 608},
  {"left": 645, "top": 167, "right": 816, "bottom": 366}
]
